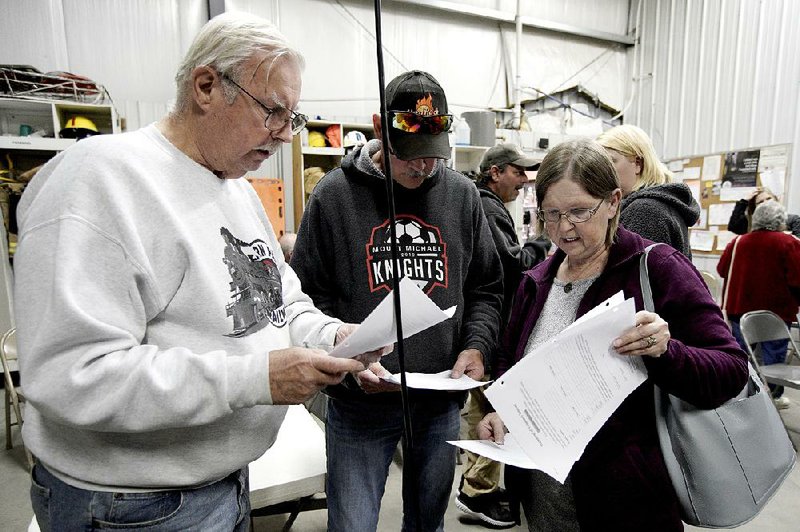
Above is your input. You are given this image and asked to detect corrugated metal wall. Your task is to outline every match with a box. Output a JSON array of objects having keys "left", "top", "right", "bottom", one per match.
[{"left": 627, "top": 0, "right": 800, "bottom": 212}]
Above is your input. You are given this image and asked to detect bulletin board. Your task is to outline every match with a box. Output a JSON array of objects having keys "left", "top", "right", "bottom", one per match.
[{"left": 665, "top": 143, "right": 792, "bottom": 256}]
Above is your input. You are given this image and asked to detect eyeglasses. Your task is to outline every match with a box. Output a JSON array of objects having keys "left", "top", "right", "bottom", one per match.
[
  {"left": 537, "top": 198, "right": 606, "bottom": 224},
  {"left": 390, "top": 111, "right": 453, "bottom": 135},
  {"left": 222, "top": 74, "right": 308, "bottom": 135}
]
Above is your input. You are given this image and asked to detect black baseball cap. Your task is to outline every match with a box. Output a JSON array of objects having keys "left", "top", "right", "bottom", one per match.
[
  {"left": 479, "top": 143, "right": 540, "bottom": 173},
  {"left": 385, "top": 70, "right": 451, "bottom": 161}
]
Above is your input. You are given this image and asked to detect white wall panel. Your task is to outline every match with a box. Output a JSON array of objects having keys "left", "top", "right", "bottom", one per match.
[
  {"left": 629, "top": 0, "right": 800, "bottom": 212},
  {"left": 276, "top": 0, "right": 628, "bottom": 123},
  {"left": 442, "top": 0, "right": 629, "bottom": 34},
  {"left": 1, "top": 0, "right": 629, "bottom": 126},
  {"left": 0, "top": 0, "right": 69, "bottom": 71}
]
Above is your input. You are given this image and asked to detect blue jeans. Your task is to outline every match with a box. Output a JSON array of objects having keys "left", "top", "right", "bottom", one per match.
[
  {"left": 730, "top": 319, "right": 788, "bottom": 397},
  {"left": 30, "top": 464, "right": 250, "bottom": 531},
  {"left": 325, "top": 394, "right": 461, "bottom": 532}
]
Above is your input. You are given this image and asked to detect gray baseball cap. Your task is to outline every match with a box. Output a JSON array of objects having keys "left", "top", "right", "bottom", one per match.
[{"left": 479, "top": 143, "right": 540, "bottom": 173}]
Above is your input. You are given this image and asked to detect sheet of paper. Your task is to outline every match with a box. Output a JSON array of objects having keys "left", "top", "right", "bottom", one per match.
[
  {"left": 702, "top": 155, "right": 722, "bottom": 182},
  {"left": 760, "top": 168, "right": 786, "bottom": 199},
  {"left": 484, "top": 296, "right": 647, "bottom": 483},
  {"left": 715, "top": 231, "right": 736, "bottom": 252},
  {"left": 328, "top": 276, "right": 456, "bottom": 358},
  {"left": 690, "top": 230, "right": 715, "bottom": 251},
  {"left": 449, "top": 433, "right": 540, "bottom": 470},
  {"left": 381, "top": 370, "right": 489, "bottom": 391},
  {"left": 758, "top": 145, "right": 788, "bottom": 172},
  {"left": 685, "top": 180, "right": 701, "bottom": 206},
  {"left": 696, "top": 208, "right": 707, "bottom": 229},
  {"left": 563, "top": 291, "right": 625, "bottom": 332},
  {"left": 667, "top": 160, "right": 684, "bottom": 172},
  {"left": 684, "top": 166, "right": 701, "bottom": 180},
  {"left": 720, "top": 185, "right": 754, "bottom": 202},
  {"left": 708, "top": 203, "right": 735, "bottom": 225}
]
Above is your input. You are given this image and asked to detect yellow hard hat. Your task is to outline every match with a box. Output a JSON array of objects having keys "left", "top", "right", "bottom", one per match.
[
  {"left": 307, "top": 131, "right": 327, "bottom": 148},
  {"left": 60, "top": 116, "right": 99, "bottom": 139}
]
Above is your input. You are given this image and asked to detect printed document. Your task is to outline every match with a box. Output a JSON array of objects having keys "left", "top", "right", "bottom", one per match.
[
  {"left": 381, "top": 370, "right": 488, "bottom": 391},
  {"left": 328, "top": 276, "right": 456, "bottom": 358},
  {"left": 450, "top": 293, "right": 647, "bottom": 483}
]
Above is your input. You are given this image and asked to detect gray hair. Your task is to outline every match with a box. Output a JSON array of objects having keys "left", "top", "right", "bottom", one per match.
[
  {"left": 751, "top": 200, "right": 786, "bottom": 231},
  {"left": 477, "top": 163, "right": 509, "bottom": 186},
  {"left": 535, "top": 138, "right": 621, "bottom": 246},
  {"left": 173, "top": 12, "right": 305, "bottom": 114}
]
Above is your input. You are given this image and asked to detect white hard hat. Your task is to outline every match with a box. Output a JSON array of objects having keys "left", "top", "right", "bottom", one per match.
[{"left": 344, "top": 130, "right": 367, "bottom": 148}]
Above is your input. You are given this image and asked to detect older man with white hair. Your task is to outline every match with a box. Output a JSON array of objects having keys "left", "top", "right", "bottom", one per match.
[{"left": 15, "top": 12, "right": 377, "bottom": 531}]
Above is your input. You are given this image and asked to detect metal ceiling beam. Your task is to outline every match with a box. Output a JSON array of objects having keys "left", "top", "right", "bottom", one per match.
[{"left": 389, "top": 0, "right": 635, "bottom": 46}]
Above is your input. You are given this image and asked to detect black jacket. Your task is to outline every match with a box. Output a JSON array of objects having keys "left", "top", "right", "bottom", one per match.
[
  {"left": 477, "top": 183, "right": 547, "bottom": 322},
  {"left": 619, "top": 182, "right": 700, "bottom": 258},
  {"left": 291, "top": 140, "right": 503, "bottom": 400},
  {"left": 727, "top": 198, "right": 800, "bottom": 237}
]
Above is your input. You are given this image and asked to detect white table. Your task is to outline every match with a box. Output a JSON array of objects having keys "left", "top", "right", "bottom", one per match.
[{"left": 248, "top": 405, "right": 328, "bottom": 528}]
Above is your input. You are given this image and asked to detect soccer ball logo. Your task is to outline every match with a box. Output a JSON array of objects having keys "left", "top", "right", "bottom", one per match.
[{"left": 390, "top": 219, "right": 434, "bottom": 245}]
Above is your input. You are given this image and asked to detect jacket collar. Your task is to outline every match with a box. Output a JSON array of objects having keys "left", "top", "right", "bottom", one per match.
[{"left": 527, "top": 226, "right": 648, "bottom": 287}]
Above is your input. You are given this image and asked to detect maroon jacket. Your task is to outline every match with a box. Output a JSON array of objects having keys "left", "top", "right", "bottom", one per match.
[
  {"left": 717, "top": 230, "right": 800, "bottom": 322},
  {"left": 497, "top": 227, "right": 748, "bottom": 531}
]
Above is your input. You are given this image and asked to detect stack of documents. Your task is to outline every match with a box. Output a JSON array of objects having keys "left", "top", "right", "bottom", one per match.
[{"left": 449, "top": 292, "right": 648, "bottom": 482}]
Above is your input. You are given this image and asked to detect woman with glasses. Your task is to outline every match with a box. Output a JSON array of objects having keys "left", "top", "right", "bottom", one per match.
[
  {"left": 597, "top": 124, "right": 700, "bottom": 258},
  {"left": 479, "top": 139, "right": 747, "bottom": 531}
]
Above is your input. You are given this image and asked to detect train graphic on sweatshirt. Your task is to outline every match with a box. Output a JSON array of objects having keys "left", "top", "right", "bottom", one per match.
[{"left": 220, "top": 227, "right": 287, "bottom": 337}]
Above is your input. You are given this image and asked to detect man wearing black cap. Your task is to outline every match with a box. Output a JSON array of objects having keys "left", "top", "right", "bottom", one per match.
[
  {"left": 477, "top": 143, "right": 550, "bottom": 306},
  {"left": 291, "top": 70, "right": 503, "bottom": 531},
  {"left": 455, "top": 143, "right": 551, "bottom": 527}
]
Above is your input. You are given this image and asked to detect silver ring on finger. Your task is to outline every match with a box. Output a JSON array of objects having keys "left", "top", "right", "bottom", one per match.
[{"left": 645, "top": 335, "right": 657, "bottom": 348}]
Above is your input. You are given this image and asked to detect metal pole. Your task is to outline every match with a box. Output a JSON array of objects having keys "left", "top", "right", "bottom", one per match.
[{"left": 372, "top": 0, "right": 419, "bottom": 527}]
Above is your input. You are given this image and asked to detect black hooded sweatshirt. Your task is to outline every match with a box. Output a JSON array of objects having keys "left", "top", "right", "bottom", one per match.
[
  {"left": 620, "top": 182, "right": 700, "bottom": 258},
  {"left": 291, "top": 140, "right": 503, "bottom": 401}
]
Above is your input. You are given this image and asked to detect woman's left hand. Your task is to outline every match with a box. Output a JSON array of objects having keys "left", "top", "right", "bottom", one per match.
[{"left": 612, "top": 310, "right": 670, "bottom": 358}]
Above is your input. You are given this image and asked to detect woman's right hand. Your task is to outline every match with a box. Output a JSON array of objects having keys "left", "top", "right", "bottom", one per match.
[
  {"left": 478, "top": 412, "right": 507, "bottom": 444},
  {"left": 745, "top": 188, "right": 762, "bottom": 201}
]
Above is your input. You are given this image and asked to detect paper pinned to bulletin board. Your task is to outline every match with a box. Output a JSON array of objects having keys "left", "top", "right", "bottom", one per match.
[{"left": 666, "top": 144, "right": 792, "bottom": 256}]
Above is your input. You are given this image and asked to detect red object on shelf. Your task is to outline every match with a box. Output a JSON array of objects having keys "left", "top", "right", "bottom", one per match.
[{"left": 0, "top": 65, "right": 110, "bottom": 104}]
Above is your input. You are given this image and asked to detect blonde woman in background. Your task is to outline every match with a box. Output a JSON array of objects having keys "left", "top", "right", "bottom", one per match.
[{"left": 597, "top": 124, "right": 700, "bottom": 258}]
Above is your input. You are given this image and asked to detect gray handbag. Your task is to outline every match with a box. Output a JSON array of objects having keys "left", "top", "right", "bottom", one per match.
[{"left": 640, "top": 244, "right": 796, "bottom": 528}]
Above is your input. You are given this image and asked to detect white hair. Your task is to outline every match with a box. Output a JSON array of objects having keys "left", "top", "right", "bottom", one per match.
[
  {"left": 173, "top": 11, "right": 305, "bottom": 113},
  {"left": 751, "top": 200, "right": 786, "bottom": 232}
]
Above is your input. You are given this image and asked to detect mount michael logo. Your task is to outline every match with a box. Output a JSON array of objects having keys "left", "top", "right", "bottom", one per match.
[{"left": 366, "top": 216, "right": 448, "bottom": 294}]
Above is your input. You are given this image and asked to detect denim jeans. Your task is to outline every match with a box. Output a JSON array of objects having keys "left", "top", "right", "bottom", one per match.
[
  {"left": 30, "top": 463, "right": 250, "bottom": 531},
  {"left": 730, "top": 318, "right": 788, "bottom": 397},
  {"left": 325, "top": 394, "right": 461, "bottom": 532}
]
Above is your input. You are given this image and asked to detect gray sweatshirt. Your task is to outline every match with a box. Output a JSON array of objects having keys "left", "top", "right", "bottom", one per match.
[{"left": 14, "top": 125, "right": 340, "bottom": 491}]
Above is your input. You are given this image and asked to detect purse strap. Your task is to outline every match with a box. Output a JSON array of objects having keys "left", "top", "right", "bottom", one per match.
[
  {"left": 639, "top": 243, "right": 660, "bottom": 312},
  {"left": 720, "top": 236, "right": 741, "bottom": 315}
]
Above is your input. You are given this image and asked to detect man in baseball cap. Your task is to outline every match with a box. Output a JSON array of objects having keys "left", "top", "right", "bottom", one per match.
[
  {"left": 384, "top": 70, "right": 452, "bottom": 161},
  {"left": 291, "top": 70, "right": 503, "bottom": 530}
]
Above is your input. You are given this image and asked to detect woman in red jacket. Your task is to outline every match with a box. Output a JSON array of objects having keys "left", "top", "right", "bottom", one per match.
[{"left": 718, "top": 200, "right": 800, "bottom": 408}]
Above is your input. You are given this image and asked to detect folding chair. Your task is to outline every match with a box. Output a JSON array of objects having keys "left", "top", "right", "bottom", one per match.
[
  {"left": 739, "top": 311, "right": 800, "bottom": 403},
  {"left": 1, "top": 327, "right": 32, "bottom": 468},
  {"left": 699, "top": 270, "right": 720, "bottom": 304}
]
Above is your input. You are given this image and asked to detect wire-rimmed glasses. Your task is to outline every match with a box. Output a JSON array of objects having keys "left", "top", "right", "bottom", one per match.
[
  {"left": 537, "top": 198, "right": 606, "bottom": 224},
  {"left": 222, "top": 74, "right": 308, "bottom": 135}
]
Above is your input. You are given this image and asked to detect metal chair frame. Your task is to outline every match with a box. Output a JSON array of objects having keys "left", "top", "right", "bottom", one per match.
[
  {"left": 1, "top": 327, "right": 32, "bottom": 468},
  {"left": 739, "top": 310, "right": 800, "bottom": 398}
]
